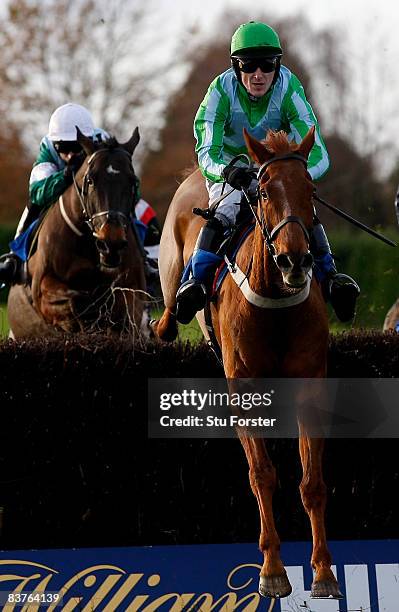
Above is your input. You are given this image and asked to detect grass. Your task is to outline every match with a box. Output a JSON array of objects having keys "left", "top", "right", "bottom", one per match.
[
  {"left": 0, "top": 302, "right": 9, "bottom": 338},
  {"left": 150, "top": 307, "right": 203, "bottom": 344}
]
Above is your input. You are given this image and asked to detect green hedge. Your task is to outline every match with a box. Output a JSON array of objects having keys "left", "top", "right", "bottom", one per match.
[
  {"left": 0, "top": 226, "right": 14, "bottom": 311},
  {"left": 329, "top": 227, "right": 399, "bottom": 328},
  {"left": 0, "top": 224, "right": 14, "bottom": 255}
]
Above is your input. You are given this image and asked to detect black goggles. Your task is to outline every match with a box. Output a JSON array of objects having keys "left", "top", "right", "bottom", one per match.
[
  {"left": 53, "top": 141, "right": 83, "bottom": 154},
  {"left": 237, "top": 57, "right": 278, "bottom": 74}
]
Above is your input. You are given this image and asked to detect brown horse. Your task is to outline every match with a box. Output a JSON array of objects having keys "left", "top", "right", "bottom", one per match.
[
  {"left": 8, "top": 129, "right": 146, "bottom": 338},
  {"left": 152, "top": 127, "right": 342, "bottom": 599},
  {"left": 383, "top": 298, "right": 399, "bottom": 331}
]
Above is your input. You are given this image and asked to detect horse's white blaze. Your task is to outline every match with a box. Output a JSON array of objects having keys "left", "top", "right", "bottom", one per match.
[{"left": 106, "top": 164, "right": 120, "bottom": 175}]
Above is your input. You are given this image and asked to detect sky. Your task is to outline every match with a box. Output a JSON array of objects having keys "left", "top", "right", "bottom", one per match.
[{"left": 177, "top": 0, "right": 397, "bottom": 38}]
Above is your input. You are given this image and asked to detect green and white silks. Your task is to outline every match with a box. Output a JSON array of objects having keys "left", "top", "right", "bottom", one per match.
[{"left": 194, "top": 66, "right": 329, "bottom": 184}]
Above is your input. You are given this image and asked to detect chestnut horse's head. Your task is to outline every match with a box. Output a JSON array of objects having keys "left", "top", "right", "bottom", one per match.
[
  {"left": 244, "top": 127, "right": 316, "bottom": 288},
  {"left": 75, "top": 127, "right": 140, "bottom": 269}
]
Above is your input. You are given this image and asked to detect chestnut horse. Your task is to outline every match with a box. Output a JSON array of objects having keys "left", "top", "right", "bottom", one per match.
[
  {"left": 152, "top": 127, "right": 343, "bottom": 599},
  {"left": 383, "top": 298, "right": 399, "bottom": 331},
  {"left": 8, "top": 129, "right": 146, "bottom": 338}
]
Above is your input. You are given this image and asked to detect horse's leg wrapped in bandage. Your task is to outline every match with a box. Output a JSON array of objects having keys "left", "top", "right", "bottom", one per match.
[{"left": 311, "top": 219, "right": 360, "bottom": 322}]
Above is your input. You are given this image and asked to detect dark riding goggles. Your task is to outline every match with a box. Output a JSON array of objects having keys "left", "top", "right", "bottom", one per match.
[
  {"left": 53, "top": 141, "right": 84, "bottom": 154},
  {"left": 237, "top": 57, "right": 278, "bottom": 74}
]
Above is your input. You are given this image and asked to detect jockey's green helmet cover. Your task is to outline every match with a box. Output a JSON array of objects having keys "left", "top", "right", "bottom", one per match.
[{"left": 231, "top": 21, "right": 282, "bottom": 58}]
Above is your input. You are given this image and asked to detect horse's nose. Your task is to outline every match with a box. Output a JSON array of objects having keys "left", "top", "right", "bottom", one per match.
[
  {"left": 95, "top": 222, "right": 128, "bottom": 251},
  {"left": 276, "top": 251, "right": 313, "bottom": 288},
  {"left": 276, "top": 253, "right": 294, "bottom": 273},
  {"left": 96, "top": 238, "right": 128, "bottom": 254},
  {"left": 276, "top": 252, "right": 313, "bottom": 273}
]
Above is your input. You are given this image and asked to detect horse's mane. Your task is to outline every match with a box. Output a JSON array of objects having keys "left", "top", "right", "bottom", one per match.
[
  {"left": 180, "top": 161, "right": 199, "bottom": 182},
  {"left": 100, "top": 136, "right": 120, "bottom": 150},
  {"left": 263, "top": 130, "right": 295, "bottom": 155}
]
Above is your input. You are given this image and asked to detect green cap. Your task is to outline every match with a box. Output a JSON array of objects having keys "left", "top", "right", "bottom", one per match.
[{"left": 230, "top": 21, "right": 282, "bottom": 57}]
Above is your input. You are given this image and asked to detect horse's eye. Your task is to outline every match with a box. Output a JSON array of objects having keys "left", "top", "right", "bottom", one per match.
[
  {"left": 260, "top": 188, "right": 268, "bottom": 199},
  {"left": 86, "top": 176, "right": 94, "bottom": 187}
]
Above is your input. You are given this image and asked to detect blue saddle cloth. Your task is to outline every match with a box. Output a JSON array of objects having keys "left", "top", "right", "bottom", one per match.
[{"left": 9, "top": 219, "right": 41, "bottom": 262}]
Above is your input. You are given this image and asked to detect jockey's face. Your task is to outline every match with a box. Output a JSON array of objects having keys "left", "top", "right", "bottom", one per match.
[
  {"left": 241, "top": 67, "right": 275, "bottom": 98},
  {"left": 59, "top": 151, "right": 78, "bottom": 163},
  {"left": 53, "top": 140, "right": 83, "bottom": 162}
]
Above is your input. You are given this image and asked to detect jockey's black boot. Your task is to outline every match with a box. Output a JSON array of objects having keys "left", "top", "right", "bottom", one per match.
[
  {"left": 0, "top": 253, "right": 20, "bottom": 286},
  {"left": 176, "top": 217, "right": 226, "bottom": 324},
  {"left": 0, "top": 204, "right": 41, "bottom": 288},
  {"left": 311, "top": 221, "right": 360, "bottom": 322}
]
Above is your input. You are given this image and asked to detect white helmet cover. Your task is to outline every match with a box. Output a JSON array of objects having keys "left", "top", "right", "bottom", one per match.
[{"left": 48, "top": 103, "right": 95, "bottom": 141}]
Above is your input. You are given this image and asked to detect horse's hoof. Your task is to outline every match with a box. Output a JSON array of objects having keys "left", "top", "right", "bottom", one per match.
[
  {"left": 259, "top": 573, "right": 292, "bottom": 598},
  {"left": 311, "top": 580, "right": 344, "bottom": 599}
]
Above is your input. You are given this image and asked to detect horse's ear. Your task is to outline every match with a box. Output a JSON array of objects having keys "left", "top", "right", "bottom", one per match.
[
  {"left": 243, "top": 128, "right": 273, "bottom": 165},
  {"left": 298, "top": 126, "right": 315, "bottom": 160},
  {"left": 76, "top": 126, "right": 96, "bottom": 156},
  {"left": 122, "top": 127, "right": 140, "bottom": 156}
]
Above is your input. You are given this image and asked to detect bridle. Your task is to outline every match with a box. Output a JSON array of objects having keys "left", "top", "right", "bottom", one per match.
[
  {"left": 251, "top": 153, "right": 312, "bottom": 261},
  {"left": 71, "top": 147, "right": 137, "bottom": 237}
]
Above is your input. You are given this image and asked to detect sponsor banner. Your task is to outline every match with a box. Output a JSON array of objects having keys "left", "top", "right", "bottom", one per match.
[
  {"left": 0, "top": 540, "right": 398, "bottom": 610},
  {"left": 148, "top": 378, "right": 399, "bottom": 438}
]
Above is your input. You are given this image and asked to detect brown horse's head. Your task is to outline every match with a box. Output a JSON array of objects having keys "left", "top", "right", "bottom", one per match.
[
  {"left": 244, "top": 127, "right": 315, "bottom": 288},
  {"left": 75, "top": 127, "right": 141, "bottom": 269}
]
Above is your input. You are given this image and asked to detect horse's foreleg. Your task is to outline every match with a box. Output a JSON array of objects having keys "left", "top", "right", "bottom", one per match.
[
  {"left": 150, "top": 245, "right": 181, "bottom": 342},
  {"left": 39, "top": 277, "right": 81, "bottom": 332},
  {"left": 238, "top": 431, "right": 292, "bottom": 599},
  {"left": 298, "top": 431, "right": 343, "bottom": 599},
  {"left": 150, "top": 307, "right": 178, "bottom": 341}
]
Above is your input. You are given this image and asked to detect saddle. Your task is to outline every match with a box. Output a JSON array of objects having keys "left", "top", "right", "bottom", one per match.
[{"left": 9, "top": 219, "right": 41, "bottom": 263}]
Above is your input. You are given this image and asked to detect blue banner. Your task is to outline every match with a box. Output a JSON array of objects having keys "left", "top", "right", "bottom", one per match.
[{"left": 0, "top": 540, "right": 398, "bottom": 610}]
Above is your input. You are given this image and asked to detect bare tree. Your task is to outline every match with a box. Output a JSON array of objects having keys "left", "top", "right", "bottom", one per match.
[{"left": 0, "top": 0, "right": 189, "bottom": 163}]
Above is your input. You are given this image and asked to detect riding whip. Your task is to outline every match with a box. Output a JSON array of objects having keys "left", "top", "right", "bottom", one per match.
[{"left": 313, "top": 194, "right": 397, "bottom": 248}]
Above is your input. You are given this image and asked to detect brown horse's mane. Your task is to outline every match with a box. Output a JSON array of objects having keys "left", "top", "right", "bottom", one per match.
[
  {"left": 263, "top": 130, "right": 295, "bottom": 155},
  {"left": 180, "top": 161, "right": 199, "bottom": 182},
  {"left": 99, "top": 136, "right": 120, "bottom": 150}
]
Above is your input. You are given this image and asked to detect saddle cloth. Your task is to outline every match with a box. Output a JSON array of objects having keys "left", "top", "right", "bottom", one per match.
[{"left": 9, "top": 219, "right": 41, "bottom": 262}]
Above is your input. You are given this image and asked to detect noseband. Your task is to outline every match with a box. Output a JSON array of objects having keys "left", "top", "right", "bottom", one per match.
[
  {"left": 254, "top": 153, "right": 311, "bottom": 259},
  {"left": 72, "top": 147, "right": 135, "bottom": 237}
]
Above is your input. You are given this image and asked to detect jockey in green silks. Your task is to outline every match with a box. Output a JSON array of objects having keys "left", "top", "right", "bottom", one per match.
[
  {"left": 175, "top": 21, "right": 359, "bottom": 324},
  {"left": 0, "top": 103, "right": 160, "bottom": 285}
]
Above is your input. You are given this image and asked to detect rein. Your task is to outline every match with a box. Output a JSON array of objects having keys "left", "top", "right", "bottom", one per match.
[
  {"left": 242, "top": 152, "right": 310, "bottom": 260},
  {"left": 255, "top": 153, "right": 396, "bottom": 248}
]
